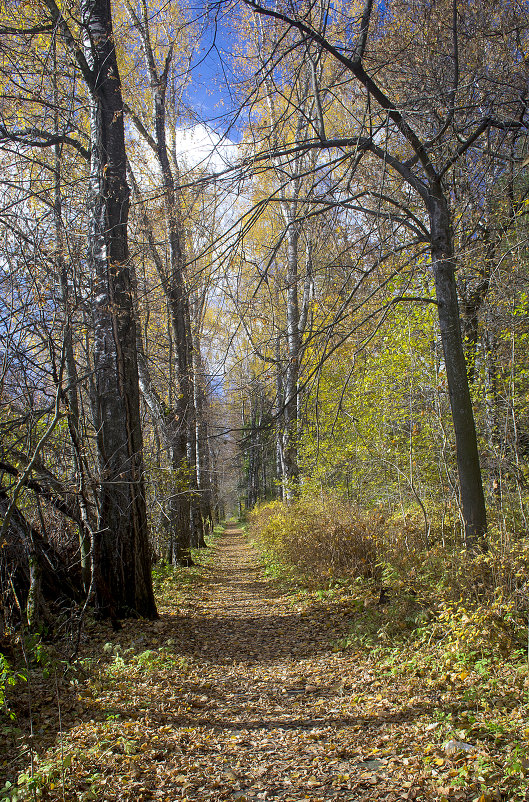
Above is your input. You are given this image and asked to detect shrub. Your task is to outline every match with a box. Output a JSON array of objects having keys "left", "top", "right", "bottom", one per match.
[
  {"left": 249, "top": 495, "right": 529, "bottom": 635},
  {"left": 249, "top": 496, "right": 382, "bottom": 580}
]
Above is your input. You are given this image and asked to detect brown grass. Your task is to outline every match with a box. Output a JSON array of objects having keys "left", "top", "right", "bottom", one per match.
[{"left": 249, "top": 496, "right": 382, "bottom": 581}]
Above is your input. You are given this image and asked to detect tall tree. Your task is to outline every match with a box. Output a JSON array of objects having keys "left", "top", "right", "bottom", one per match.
[
  {"left": 123, "top": 0, "right": 203, "bottom": 563},
  {"left": 239, "top": 0, "right": 529, "bottom": 546},
  {"left": 43, "top": 0, "right": 157, "bottom": 617}
]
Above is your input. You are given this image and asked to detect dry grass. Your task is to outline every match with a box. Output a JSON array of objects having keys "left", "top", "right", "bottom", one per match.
[
  {"left": 249, "top": 496, "right": 382, "bottom": 581},
  {"left": 249, "top": 494, "right": 529, "bottom": 646}
]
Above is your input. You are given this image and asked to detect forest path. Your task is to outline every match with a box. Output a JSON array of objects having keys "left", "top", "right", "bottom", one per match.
[{"left": 18, "top": 525, "right": 437, "bottom": 801}]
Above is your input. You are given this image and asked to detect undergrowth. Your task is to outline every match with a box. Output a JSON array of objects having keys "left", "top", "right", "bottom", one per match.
[
  {"left": 249, "top": 496, "right": 529, "bottom": 800},
  {"left": 249, "top": 496, "right": 381, "bottom": 581},
  {"left": 0, "top": 524, "right": 223, "bottom": 800},
  {"left": 152, "top": 522, "right": 223, "bottom": 591}
]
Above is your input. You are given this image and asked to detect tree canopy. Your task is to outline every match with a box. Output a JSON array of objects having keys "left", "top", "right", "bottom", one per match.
[{"left": 0, "top": 0, "right": 528, "bottom": 630}]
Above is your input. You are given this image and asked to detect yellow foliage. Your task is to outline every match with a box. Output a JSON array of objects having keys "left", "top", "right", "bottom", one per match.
[{"left": 249, "top": 496, "right": 382, "bottom": 580}]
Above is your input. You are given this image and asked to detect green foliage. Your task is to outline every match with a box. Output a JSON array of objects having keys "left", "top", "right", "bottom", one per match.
[
  {"left": 299, "top": 300, "right": 446, "bottom": 523},
  {"left": 0, "top": 634, "right": 50, "bottom": 724},
  {"left": 0, "top": 654, "right": 26, "bottom": 721},
  {"left": 0, "top": 748, "right": 79, "bottom": 800}
]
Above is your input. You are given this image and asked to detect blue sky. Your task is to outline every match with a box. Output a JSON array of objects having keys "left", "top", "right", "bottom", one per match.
[{"left": 184, "top": 4, "right": 243, "bottom": 139}]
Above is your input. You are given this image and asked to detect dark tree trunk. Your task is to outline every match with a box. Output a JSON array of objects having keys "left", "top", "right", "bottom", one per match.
[
  {"left": 275, "top": 335, "right": 285, "bottom": 500},
  {"left": 246, "top": 402, "right": 260, "bottom": 509},
  {"left": 136, "top": 338, "right": 194, "bottom": 567},
  {"left": 157, "top": 133, "right": 201, "bottom": 557},
  {"left": 460, "top": 278, "right": 489, "bottom": 384},
  {"left": 429, "top": 192, "right": 487, "bottom": 548},
  {"left": 60, "top": 260, "right": 92, "bottom": 593},
  {"left": 167, "top": 290, "right": 195, "bottom": 563},
  {"left": 127, "top": 166, "right": 193, "bottom": 566},
  {"left": 210, "top": 444, "right": 221, "bottom": 524},
  {"left": 458, "top": 236, "right": 493, "bottom": 385},
  {"left": 81, "top": 0, "right": 156, "bottom": 618}
]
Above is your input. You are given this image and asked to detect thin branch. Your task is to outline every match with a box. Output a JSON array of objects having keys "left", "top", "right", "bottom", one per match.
[
  {"left": 0, "top": 126, "right": 90, "bottom": 160},
  {"left": 353, "top": 0, "right": 373, "bottom": 62},
  {"left": 123, "top": 103, "right": 158, "bottom": 154},
  {"left": 0, "top": 343, "right": 66, "bottom": 544},
  {"left": 41, "top": 0, "right": 95, "bottom": 91},
  {"left": 0, "top": 23, "right": 54, "bottom": 34},
  {"left": 242, "top": 0, "right": 438, "bottom": 180},
  {"left": 439, "top": 118, "right": 491, "bottom": 178}
]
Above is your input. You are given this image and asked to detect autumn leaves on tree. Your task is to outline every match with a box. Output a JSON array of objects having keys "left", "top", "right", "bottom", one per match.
[{"left": 0, "top": 0, "right": 528, "bottom": 626}]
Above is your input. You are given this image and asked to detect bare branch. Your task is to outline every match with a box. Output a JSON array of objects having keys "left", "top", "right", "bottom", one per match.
[
  {"left": 242, "top": 0, "right": 438, "bottom": 179},
  {"left": 0, "top": 125, "right": 90, "bottom": 160}
]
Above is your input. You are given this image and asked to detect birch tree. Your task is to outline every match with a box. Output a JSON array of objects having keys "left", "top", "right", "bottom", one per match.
[
  {"left": 42, "top": 0, "right": 157, "bottom": 617},
  {"left": 239, "top": 0, "right": 529, "bottom": 546}
]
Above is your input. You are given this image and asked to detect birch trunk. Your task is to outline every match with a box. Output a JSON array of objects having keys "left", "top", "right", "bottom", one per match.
[{"left": 81, "top": 0, "right": 156, "bottom": 618}]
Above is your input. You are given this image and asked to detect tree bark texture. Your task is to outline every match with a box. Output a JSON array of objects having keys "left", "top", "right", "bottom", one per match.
[
  {"left": 81, "top": 0, "right": 156, "bottom": 618},
  {"left": 429, "top": 191, "right": 487, "bottom": 547},
  {"left": 155, "top": 101, "right": 202, "bottom": 559}
]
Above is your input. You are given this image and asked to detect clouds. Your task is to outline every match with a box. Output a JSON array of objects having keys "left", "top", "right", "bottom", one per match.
[{"left": 171, "top": 123, "right": 238, "bottom": 174}]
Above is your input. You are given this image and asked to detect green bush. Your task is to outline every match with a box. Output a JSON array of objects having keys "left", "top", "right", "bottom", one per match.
[{"left": 0, "top": 652, "right": 26, "bottom": 721}]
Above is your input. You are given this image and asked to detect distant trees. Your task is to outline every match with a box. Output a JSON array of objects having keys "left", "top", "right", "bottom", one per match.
[{"left": 235, "top": 0, "right": 529, "bottom": 546}]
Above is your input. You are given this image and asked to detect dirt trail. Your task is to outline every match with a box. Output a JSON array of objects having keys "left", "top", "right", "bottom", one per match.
[
  {"left": 169, "top": 523, "right": 355, "bottom": 665},
  {"left": 18, "top": 526, "right": 432, "bottom": 801},
  {"left": 113, "top": 524, "right": 423, "bottom": 802}
]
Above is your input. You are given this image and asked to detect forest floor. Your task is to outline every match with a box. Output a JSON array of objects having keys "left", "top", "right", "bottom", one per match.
[{"left": 1, "top": 523, "right": 522, "bottom": 801}]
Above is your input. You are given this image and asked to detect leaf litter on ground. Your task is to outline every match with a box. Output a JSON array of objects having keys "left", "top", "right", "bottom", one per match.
[{"left": 1, "top": 523, "right": 528, "bottom": 801}]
